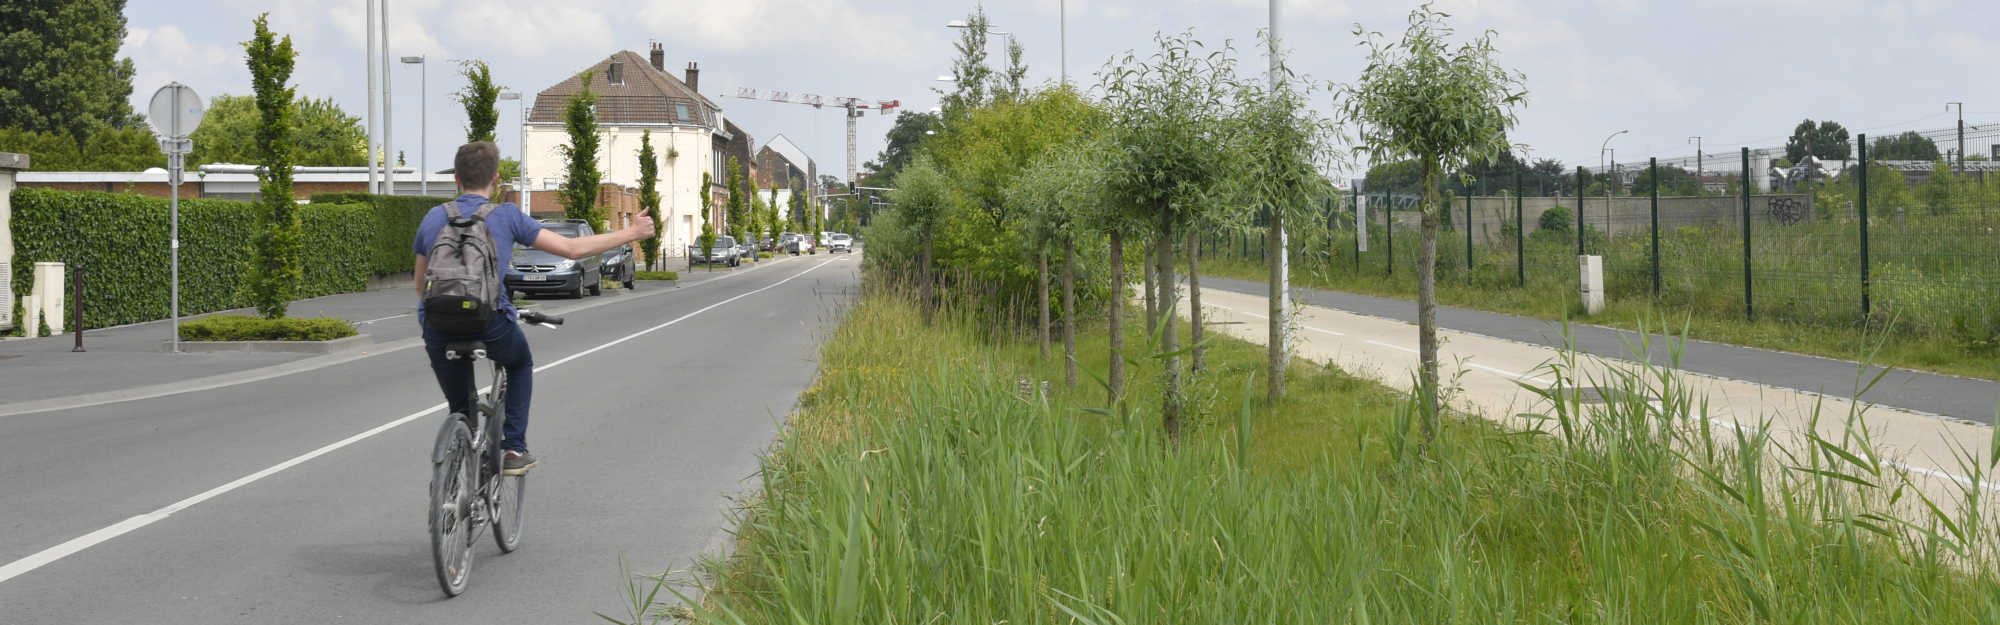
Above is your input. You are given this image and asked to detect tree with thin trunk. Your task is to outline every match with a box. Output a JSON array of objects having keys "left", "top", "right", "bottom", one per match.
[
  {"left": 1234, "top": 38, "right": 1340, "bottom": 403},
  {"left": 1187, "top": 228, "right": 1204, "bottom": 372},
  {"left": 1335, "top": 5, "right": 1525, "bottom": 452},
  {"left": 558, "top": 70, "right": 604, "bottom": 233},
  {"left": 1100, "top": 31, "right": 1239, "bottom": 438},
  {"left": 637, "top": 130, "right": 662, "bottom": 270},
  {"left": 697, "top": 171, "right": 717, "bottom": 271},
  {"left": 243, "top": 14, "right": 299, "bottom": 320},
  {"left": 453, "top": 60, "right": 503, "bottom": 143},
  {"left": 891, "top": 156, "right": 951, "bottom": 323},
  {"left": 726, "top": 156, "right": 749, "bottom": 260}
]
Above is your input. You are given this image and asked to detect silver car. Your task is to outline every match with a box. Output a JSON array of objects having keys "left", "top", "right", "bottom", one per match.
[{"left": 690, "top": 235, "right": 740, "bottom": 267}]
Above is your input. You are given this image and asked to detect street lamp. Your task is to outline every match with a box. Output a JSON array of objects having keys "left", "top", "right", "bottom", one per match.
[
  {"left": 1599, "top": 129, "right": 1628, "bottom": 194},
  {"left": 400, "top": 55, "right": 426, "bottom": 197},
  {"left": 498, "top": 91, "right": 524, "bottom": 208}
]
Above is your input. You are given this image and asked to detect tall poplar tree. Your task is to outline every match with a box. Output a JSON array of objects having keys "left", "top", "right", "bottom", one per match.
[
  {"left": 725, "top": 156, "right": 748, "bottom": 258},
  {"left": 637, "top": 130, "right": 662, "bottom": 269},
  {"left": 243, "top": 14, "right": 300, "bottom": 319},
  {"left": 454, "top": 60, "right": 503, "bottom": 143},
  {"left": 697, "top": 171, "right": 717, "bottom": 268},
  {"left": 558, "top": 70, "right": 604, "bottom": 232}
]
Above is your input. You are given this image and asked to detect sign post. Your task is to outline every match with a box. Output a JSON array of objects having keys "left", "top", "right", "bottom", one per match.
[{"left": 150, "top": 83, "right": 205, "bottom": 354}]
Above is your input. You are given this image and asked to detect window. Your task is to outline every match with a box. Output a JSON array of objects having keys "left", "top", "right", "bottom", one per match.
[{"left": 675, "top": 102, "right": 689, "bottom": 122}]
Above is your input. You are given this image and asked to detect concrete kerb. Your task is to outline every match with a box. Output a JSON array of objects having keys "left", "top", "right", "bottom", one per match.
[
  {"left": 0, "top": 252, "right": 811, "bottom": 417},
  {"left": 160, "top": 333, "right": 374, "bottom": 354}
]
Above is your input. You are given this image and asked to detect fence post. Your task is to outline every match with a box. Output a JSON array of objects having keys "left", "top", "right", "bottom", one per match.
[
  {"left": 1352, "top": 184, "right": 1361, "bottom": 267},
  {"left": 1516, "top": 172, "right": 1525, "bottom": 287},
  {"left": 1650, "top": 157, "right": 1660, "bottom": 298},
  {"left": 1741, "top": 147, "right": 1753, "bottom": 321},
  {"left": 1575, "top": 166, "right": 1586, "bottom": 255},
  {"left": 1858, "top": 134, "right": 1871, "bottom": 322},
  {"left": 1385, "top": 192, "right": 1393, "bottom": 277},
  {"left": 1465, "top": 193, "right": 1473, "bottom": 284}
]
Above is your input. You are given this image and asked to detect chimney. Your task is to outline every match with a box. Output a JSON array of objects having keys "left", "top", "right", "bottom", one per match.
[
  {"left": 607, "top": 61, "right": 624, "bottom": 85},
  {"left": 649, "top": 42, "right": 665, "bottom": 72},
  {"left": 684, "top": 62, "right": 700, "bottom": 93}
]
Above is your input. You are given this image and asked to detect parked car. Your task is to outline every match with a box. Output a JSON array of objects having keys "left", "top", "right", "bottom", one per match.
[
  {"left": 736, "top": 237, "right": 760, "bottom": 261},
  {"left": 828, "top": 232, "right": 853, "bottom": 253},
  {"left": 599, "top": 243, "right": 637, "bottom": 289},
  {"left": 504, "top": 220, "right": 603, "bottom": 298},
  {"left": 690, "top": 235, "right": 741, "bottom": 267},
  {"left": 781, "top": 232, "right": 813, "bottom": 255}
]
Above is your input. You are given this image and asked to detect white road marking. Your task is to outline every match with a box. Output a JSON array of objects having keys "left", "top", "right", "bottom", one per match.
[
  {"left": 0, "top": 257, "right": 845, "bottom": 585},
  {"left": 1466, "top": 362, "right": 1554, "bottom": 386},
  {"left": 1304, "top": 325, "right": 1345, "bottom": 336},
  {"left": 356, "top": 314, "right": 410, "bottom": 325},
  {"left": 1885, "top": 460, "right": 2000, "bottom": 493},
  {"left": 1365, "top": 339, "right": 1417, "bottom": 354}
]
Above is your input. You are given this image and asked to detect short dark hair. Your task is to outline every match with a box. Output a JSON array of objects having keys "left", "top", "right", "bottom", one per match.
[{"left": 454, "top": 141, "right": 500, "bottom": 188}]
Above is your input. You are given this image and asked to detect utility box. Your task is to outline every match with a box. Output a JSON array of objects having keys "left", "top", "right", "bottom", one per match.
[
  {"left": 1578, "top": 255, "right": 1604, "bottom": 315},
  {"left": 32, "top": 261, "right": 63, "bottom": 335}
]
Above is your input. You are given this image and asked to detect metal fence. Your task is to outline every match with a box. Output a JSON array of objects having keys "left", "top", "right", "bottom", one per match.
[{"left": 1205, "top": 132, "right": 2000, "bottom": 346}]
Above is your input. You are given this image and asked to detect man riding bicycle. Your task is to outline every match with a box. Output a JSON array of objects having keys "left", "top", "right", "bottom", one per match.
[{"left": 414, "top": 142, "right": 655, "bottom": 475}]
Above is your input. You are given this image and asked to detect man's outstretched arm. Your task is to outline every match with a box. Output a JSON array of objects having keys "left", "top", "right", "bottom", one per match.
[{"left": 531, "top": 216, "right": 657, "bottom": 260}]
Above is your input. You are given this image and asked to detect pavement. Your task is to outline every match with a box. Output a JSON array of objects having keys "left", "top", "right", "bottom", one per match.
[{"left": 0, "top": 252, "right": 859, "bottom": 623}]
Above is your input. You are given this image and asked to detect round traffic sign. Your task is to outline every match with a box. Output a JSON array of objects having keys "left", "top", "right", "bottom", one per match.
[{"left": 148, "top": 83, "right": 206, "bottom": 139}]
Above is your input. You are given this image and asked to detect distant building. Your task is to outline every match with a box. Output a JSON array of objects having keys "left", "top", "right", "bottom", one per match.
[{"left": 755, "top": 134, "right": 816, "bottom": 224}]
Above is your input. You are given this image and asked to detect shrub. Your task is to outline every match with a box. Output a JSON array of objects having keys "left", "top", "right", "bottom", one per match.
[
  {"left": 178, "top": 315, "right": 357, "bottom": 341},
  {"left": 758, "top": 252, "right": 773, "bottom": 259},
  {"left": 633, "top": 271, "right": 679, "bottom": 281},
  {"left": 10, "top": 187, "right": 373, "bottom": 329},
  {"left": 1537, "top": 205, "right": 1574, "bottom": 234}
]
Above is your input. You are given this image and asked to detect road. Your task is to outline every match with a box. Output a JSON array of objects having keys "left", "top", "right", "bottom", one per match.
[{"left": 0, "top": 254, "right": 858, "bottom": 623}]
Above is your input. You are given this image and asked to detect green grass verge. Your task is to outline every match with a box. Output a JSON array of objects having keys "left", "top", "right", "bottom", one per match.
[
  {"left": 1199, "top": 253, "right": 2000, "bottom": 382},
  {"left": 633, "top": 271, "right": 680, "bottom": 281},
  {"left": 636, "top": 285, "right": 1999, "bottom": 624},
  {"left": 177, "top": 315, "right": 358, "bottom": 341}
]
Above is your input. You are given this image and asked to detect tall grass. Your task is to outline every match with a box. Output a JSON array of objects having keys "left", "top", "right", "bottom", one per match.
[{"left": 611, "top": 279, "right": 2000, "bottom": 623}]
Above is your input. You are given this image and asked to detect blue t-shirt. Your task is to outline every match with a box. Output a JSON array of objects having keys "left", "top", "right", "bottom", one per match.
[{"left": 414, "top": 194, "right": 545, "bottom": 321}]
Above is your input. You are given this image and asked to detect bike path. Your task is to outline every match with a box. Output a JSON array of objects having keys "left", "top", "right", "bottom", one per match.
[
  {"left": 1201, "top": 276, "right": 2000, "bottom": 425},
  {"left": 0, "top": 254, "right": 858, "bottom": 623}
]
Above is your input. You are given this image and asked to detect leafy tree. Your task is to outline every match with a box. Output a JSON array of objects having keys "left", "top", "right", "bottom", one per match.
[
  {"left": 935, "top": 7, "right": 994, "bottom": 119},
  {"left": 1631, "top": 164, "right": 1701, "bottom": 196},
  {"left": 187, "top": 94, "right": 365, "bottom": 168},
  {"left": 1872, "top": 131, "right": 1940, "bottom": 161},
  {"left": 1233, "top": 42, "right": 1339, "bottom": 402},
  {"left": 890, "top": 155, "right": 950, "bottom": 322},
  {"left": 1100, "top": 31, "right": 1239, "bottom": 434},
  {"left": 1336, "top": 5, "right": 1525, "bottom": 451},
  {"left": 0, "top": 125, "right": 163, "bottom": 171},
  {"left": 637, "top": 130, "right": 662, "bottom": 269},
  {"left": 860, "top": 111, "right": 938, "bottom": 182},
  {"left": 1529, "top": 158, "right": 1571, "bottom": 196},
  {"left": 0, "top": 0, "right": 141, "bottom": 141},
  {"left": 1364, "top": 160, "right": 1422, "bottom": 192},
  {"left": 1784, "top": 119, "right": 1852, "bottom": 162},
  {"left": 242, "top": 14, "right": 301, "bottom": 319},
  {"left": 997, "top": 35, "right": 1029, "bottom": 103},
  {"left": 454, "top": 60, "right": 503, "bottom": 143},
  {"left": 1010, "top": 139, "right": 1111, "bottom": 386},
  {"left": 697, "top": 171, "right": 717, "bottom": 267},
  {"left": 1921, "top": 157, "right": 1964, "bottom": 215},
  {"left": 725, "top": 157, "right": 747, "bottom": 254},
  {"left": 557, "top": 70, "right": 604, "bottom": 232},
  {"left": 499, "top": 157, "right": 521, "bottom": 183}
]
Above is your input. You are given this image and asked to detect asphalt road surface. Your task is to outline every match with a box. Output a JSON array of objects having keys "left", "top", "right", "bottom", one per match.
[{"left": 0, "top": 254, "right": 858, "bottom": 623}]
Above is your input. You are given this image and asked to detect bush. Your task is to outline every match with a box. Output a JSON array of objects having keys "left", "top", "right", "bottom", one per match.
[
  {"left": 1537, "top": 205, "right": 1574, "bottom": 234},
  {"left": 308, "top": 192, "right": 447, "bottom": 274},
  {"left": 633, "top": 271, "right": 679, "bottom": 281},
  {"left": 178, "top": 315, "right": 357, "bottom": 341},
  {"left": 10, "top": 187, "right": 373, "bottom": 329},
  {"left": 758, "top": 252, "right": 773, "bottom": 259}
]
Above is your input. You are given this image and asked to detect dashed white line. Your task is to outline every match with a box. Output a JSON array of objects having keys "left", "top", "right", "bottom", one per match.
[
  {"left": 0, "top": 257, "right": 846, "bottom": 585},
  {"left": 1304, "top": 325, "right": 1345, "bottom": 336},
  {"left": 356, "top": 314, "right": 410, "bottom": 325}
]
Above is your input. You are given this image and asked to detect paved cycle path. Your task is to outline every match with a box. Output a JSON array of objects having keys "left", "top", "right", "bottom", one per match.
[
  {"left": 1201, "top": 276, "right": 2000, "bottom": 425},
  {"left": 0, "top": 254, "right": 858, "bottom": 623}
]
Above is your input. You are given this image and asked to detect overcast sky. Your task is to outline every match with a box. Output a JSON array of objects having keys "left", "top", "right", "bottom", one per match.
[{"left": 123, "top": 0, "right": 2000, "bottom": 180}]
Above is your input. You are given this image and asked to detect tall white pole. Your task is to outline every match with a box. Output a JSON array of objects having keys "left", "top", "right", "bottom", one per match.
[
  {"left": 365, "top": 0, "right": 378, "bottom": 194},
  {"left": 169, "top": 87, "right": 182, "bottom": 354},
  {"left": 419, "top": 57, "right": 427, "bottom": 197},
  {"left": 1060, "top": 0, "right": 1066, "bottom": 84},
  {"left": 381, "top": 0, "right": 394, "bottom": 196}
]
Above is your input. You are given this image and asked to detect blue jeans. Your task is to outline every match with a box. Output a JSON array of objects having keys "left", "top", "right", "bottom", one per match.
[{"left": 423, "top": 315, "right": 535, "bottom": 452}]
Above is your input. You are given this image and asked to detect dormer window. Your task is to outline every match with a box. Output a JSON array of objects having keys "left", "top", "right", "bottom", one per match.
[{"left": 675, "top": 102, "right": 690, "bottom": 122}]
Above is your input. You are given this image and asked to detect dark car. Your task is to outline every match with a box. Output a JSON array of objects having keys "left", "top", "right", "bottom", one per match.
[
  {"left": 599, "top": 243, "right": 637, "bottom": 289},
  {"left": 503, "top": 220, "right": 604, "bottom": 298},
  {"left": 690, "top": 235, "right": 740, "bottom": 266},
  {"left": 735, "top": 237, "right": 759, "bottom": 262}
]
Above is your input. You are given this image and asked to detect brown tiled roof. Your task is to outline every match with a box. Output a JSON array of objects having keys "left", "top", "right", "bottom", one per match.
[{"left": 528, "top": 50, "right": 716, "bottom": 126}]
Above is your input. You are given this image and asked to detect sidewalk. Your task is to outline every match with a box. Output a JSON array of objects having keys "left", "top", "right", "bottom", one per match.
[{"left": 0, "top": 263, "right": 751, "bottom": 409}]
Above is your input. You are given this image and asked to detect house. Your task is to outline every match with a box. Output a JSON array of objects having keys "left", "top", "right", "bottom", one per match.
[
  {"left": 755, "top": 134, "right": 816, "bottom": 224},
  {"left": 522, "top": 45, "right": 731, "bottom": 255}
]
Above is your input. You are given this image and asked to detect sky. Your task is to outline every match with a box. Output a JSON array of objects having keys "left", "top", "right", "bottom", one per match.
[{"left": 121, "top": 0, "right": 2000, "bottom": 181}]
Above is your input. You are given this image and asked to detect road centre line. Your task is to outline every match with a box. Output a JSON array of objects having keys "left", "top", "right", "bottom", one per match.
[
  {"left": 356, "top": 314, "right": 410, "bottom": 325},
  {"left": 0, "top": 257, "right": 844, "bottom": 586}
]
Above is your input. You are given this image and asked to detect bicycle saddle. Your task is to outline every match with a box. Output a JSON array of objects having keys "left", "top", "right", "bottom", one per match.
[{"left": 443, "top": 340, "right": 488, "bottom": 361}]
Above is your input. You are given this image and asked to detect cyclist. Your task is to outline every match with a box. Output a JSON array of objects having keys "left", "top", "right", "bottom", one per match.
[{"left": 413, "top": 141, "right": 655, "bottom": 474}]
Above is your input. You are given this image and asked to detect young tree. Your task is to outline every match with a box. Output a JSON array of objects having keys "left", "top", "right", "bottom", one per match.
[
  {"left": 454, "top": 59, "right": 503, "bottom": 143},
  {"left": 638, "top": 130, "right": 663, "bottom": 270},
  {"left": 1100, "top": 31, "right": 1239, "bottom": 436},
  {"left": 1336, "top": 6, "right": 1526, "bottom": 451},
  {"left": 558, "top": 71, "right": 605, "bottom": 232},
  {"left": 891, "top": 156, "right": 950, "bottom": 322},
  {"left": 243, "top": 14, "right": 301, "bottom": 319},
  {"left": 698, "top": 171, "right": 717, "bottom": 269},
  {"left": 725, "top": 156, "right": 749, "bottom": 258},
  {"left": 935, "top": 7, "right": 994, "bottom": 119},
  {"left": 1234, "top": 39, "right": 1339, "bottom": 402}
]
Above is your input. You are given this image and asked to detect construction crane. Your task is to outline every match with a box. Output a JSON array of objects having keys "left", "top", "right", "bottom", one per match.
[{"left": 721, "top": 87, "right": 900, "bottom": 188}]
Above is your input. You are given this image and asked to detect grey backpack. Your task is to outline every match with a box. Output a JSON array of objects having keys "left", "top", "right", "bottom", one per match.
[{"left": 422, "top": 202, "right": 503, "bottom": 333}]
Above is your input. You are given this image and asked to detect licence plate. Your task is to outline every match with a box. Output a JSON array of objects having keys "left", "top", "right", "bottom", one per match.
[{"left": 524, "top": 274, "right": 547, "bottom": 282}]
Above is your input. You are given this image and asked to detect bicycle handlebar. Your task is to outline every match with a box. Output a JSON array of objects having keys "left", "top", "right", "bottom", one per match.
[{"left": 519, "top": 311, "right": 564, "bottom": 327}]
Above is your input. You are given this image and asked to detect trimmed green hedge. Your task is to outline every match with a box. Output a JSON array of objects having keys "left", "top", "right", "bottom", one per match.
[
  {"left": 633, "top": 271, "right": 679, "bottom": 281},
  {"left": 308, "top": 192, "right": 447, "bottom": 274},
  {"left": 179, "top": 315, "right": 358, "bottom": 341},
  {"left": 9, "top": 187, "right": 373, "bottom": 329}
]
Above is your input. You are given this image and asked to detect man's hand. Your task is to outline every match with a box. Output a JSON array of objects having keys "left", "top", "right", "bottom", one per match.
[{"left": 623, "top": 215, "right": 657, "bottom": 243}]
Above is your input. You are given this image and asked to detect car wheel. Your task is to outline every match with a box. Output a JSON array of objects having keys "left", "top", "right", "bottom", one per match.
[
  {"left": 587, "top": 272, "right": 603, "bottom": 296},
  {"left": 572, "top": 281, "right": 586, "bottom": 299}
]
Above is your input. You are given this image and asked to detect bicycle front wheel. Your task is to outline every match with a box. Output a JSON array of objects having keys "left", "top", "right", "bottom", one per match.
[{"left": 429, "top": 418, "right": 477, "bottom": 596}]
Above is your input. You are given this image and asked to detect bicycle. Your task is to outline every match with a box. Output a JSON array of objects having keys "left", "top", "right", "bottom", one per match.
[{"left": 428, "top": 310, "right": 563, "bottom": 596}]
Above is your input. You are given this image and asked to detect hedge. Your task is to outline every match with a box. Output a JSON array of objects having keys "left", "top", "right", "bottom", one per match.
[
  {"left": 9, "top": 187, "right": 373, "bottom": 329},
  {"left": 308, "top": 192, "right": 447, "bottom": 275},
  {"left": 178, "top": 315, "right": 358, "bottom": 341}
]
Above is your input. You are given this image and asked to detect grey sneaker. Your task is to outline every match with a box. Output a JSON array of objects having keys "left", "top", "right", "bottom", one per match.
[{"left": 503, "top": 450, "right": 539, "bottom": 475}]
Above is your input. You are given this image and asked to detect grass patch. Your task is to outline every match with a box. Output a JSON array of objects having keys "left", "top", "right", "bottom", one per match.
[
  {"left": 758, "top": 252, "right": 774, "bottom": 259},
  {"left": 624, "top": 282, "right": 2000, "bottom": 624},
  {"left": 633, "top": 271, "right": 680, "bottom": 281},
  {"left": 177, "top": 315, "right": 357, "bottom": 341}
]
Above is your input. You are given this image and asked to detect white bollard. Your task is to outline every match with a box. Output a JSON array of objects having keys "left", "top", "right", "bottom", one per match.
[
  {"left": 32, "top": 261, "right": 63, "bottom": 335},
  {"left": 23, "top": 293, "right": 38, "bottom": 337},
  {"left": 1578, "top": 255, "right": 1604, "bottom": 315}
]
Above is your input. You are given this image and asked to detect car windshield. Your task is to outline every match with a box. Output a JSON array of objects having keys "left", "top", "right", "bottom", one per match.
[
  {"left": 540, "top": 224, "right": 581, "bottom": 238},
  {"left": 512, "top": 246, "right": 564, "bottom": 265},
  {"left": 714, "top": 236, "right": 735, "bottom": 247},
  {"left": 832, "top": 234, "right": 850, "bottom": 241}
]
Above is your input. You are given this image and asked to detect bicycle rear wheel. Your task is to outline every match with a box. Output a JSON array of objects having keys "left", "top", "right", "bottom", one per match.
[
  {"left": 429, "top": 418, "right": 477, "bottom": 596},
  {"left": 492, "top": 472, "right": 527, "bottom": 552}
]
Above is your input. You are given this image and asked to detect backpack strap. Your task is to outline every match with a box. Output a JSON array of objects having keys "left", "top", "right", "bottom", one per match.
[{"left": 446, "top": 202, "right": 499, "bottom": 227}]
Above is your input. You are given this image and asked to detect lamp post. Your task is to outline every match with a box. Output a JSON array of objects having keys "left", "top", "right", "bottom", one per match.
[
  {"left": 499, "top": 92, "right": 524, "bottom": 206},
  {"left": 1599, "top": 130, "right": 1627, "bottom": 242},
  {"left": 401, "top": 55, "right": 426, "bottom": 197},
  {"left": 1688, "top": 136, "right": 1702, "bottom": 195}
]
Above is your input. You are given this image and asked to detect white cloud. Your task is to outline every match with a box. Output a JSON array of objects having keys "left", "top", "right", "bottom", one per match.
[
  {"left": 633, "top": 0, "right": 927, "bottom": 63},
  {"left": 121, "top": 25, "right": 245, "bottom": 109}
]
